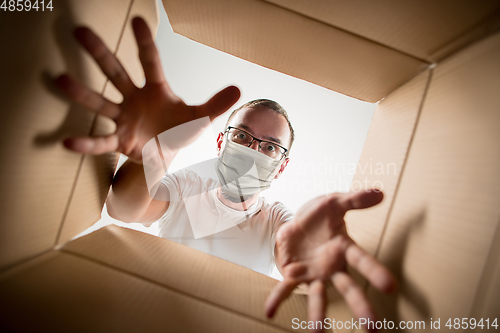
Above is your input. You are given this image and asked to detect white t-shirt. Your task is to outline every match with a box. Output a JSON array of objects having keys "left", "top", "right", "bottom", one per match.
[{"left": 157, "top": 169, "right": 293, "bottom": 276}]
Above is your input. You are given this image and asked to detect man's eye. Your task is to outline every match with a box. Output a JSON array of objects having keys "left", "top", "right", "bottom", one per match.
[
  {"left": 266, "top": 144, "right": 276, "bottom": 152},
  {"left": 237, "top": 133, "right": 246, "bottom": 140}
]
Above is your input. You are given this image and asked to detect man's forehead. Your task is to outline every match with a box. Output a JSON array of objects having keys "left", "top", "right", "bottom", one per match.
[
  {"left": 228, "top": 106, "right": 268, "bottom": 122},
  {"left": 228, "top": 107, "right": 291, "bottom": 146}
]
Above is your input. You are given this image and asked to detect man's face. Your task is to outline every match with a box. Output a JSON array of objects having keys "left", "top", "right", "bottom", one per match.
[{"left": 217, "top": 107, "right": 291, "bottom": 179}]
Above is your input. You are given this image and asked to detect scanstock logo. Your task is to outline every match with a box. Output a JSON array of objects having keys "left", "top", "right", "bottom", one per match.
[{"left": 141, "top": 117, "right": 258, "bottom": 239}]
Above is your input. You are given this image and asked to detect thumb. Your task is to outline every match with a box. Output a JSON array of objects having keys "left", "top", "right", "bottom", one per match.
[
  {"left": 333, "top": 190, "right": 384, "bottom": 212},
  {"left": 198, "top": 85, "right": 241, "bottom": 121}
]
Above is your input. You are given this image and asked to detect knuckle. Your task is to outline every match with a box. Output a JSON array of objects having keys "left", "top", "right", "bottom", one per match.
[
  {"left": 319, "top": 265, "right": 331, "bottom": 279},
  {"left": 321, "top": 195, "right": 343, "bottom": 218},
  {"left": 338, "top": 236, "right": 352, "bottom": 250},
  {"left": 108, "top": 68, "right": 123, "bottom": 81},
  {"left": 74, "top": 88, "right": 89, "bottom": 104},
  {"left": 284, "top": 263, "right": 305, "bottom": 278},
  {"left": 323, "top": 260, "right": 337, "bottom": 278},
  {"left": 329, "top": 238, "right": 344, "bottom": 255}
]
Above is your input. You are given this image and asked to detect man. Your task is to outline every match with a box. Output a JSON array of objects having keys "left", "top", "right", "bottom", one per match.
[
  {"left": 145, "top": 99, "right": 294, "bottom": 277},
  {"left": 55, "top": 17, "right": 395, "bottom": 332}
]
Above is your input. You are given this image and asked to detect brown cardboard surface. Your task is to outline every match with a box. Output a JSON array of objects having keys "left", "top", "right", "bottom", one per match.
[
  {"left": 162, "top": 0, "right": 428, "bottom": 103},
  {"left": 57, "top": 0, "right": 160, "bottom": 245},
  {"left": 368, "top": 31, "right": 500, "bottom": 326},
  {"left": 0, "top": 0, "right": 131, "bottom": 271},
  {"left": 346, "top": 70, "right": 431, "bottom": 257},
  {"left": 60, "top": 225, "right": 310, "bottom": 332},
  {"left": 0, "top": 250, "right": 294, "bottom": 333},
  {"left": 469, "top": 217, "right": 500, "bottom": 329},
  {"left": 265, "top": 0, "right": 500, "bottom": 63}
]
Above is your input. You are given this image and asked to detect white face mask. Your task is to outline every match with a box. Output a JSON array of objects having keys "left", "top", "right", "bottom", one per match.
[{"left": 216, "top": 139, "right": 281, "bottom": 197}]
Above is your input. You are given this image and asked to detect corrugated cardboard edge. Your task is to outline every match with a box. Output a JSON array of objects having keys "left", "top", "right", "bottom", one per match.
[
  {"left": 1, "top": 225, "right": 311, "bottom": 332},
  {"left": 162, "top": 0, "right": 428, "bottom": 103},
  {"left": 263, "top": 0, "right": 500, "bottom": 64}
]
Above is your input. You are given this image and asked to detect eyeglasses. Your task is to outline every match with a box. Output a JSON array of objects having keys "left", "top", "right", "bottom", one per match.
[{"left": 225, "top": 126, "right": 288, "bottom": 160}]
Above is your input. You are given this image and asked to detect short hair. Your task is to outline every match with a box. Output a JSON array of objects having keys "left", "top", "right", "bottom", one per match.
[{"left": 225, "top": 99, "right": 295, "bottom": 151}]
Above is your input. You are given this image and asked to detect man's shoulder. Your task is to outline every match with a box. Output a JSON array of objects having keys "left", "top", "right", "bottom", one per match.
[
  {"left": 258, "top": 198, "right": 294, "bottom": 222},
  {"left": 165, "top": 168, "right": 219, "bottom": 191},
  {"left": 166, "top": 168, "right": 214, "bottom": 183}
]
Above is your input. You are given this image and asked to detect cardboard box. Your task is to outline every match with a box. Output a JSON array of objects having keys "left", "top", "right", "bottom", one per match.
[
  {"left": 161, "top": 0, "right": 500, "bottom": 331},
  {"left": 1, "top": 0, "right": 500, "bottom": 332}
]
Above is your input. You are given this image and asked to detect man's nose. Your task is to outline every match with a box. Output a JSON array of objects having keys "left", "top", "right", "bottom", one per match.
[{"left": 249, "top": 140, "right": 260, "bottom": 151}]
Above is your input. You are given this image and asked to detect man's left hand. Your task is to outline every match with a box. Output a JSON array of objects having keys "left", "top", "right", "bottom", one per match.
[{"left": 265, "top": 190, "right": 396, "bottom": 332}]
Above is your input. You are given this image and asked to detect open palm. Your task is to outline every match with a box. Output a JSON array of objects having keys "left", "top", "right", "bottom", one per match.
[
  {"left": 266, "top": 191, "right": 396, "bottom": 332},
  {"left": 55, "top": 17, "right": 240, "bottom": 163}
]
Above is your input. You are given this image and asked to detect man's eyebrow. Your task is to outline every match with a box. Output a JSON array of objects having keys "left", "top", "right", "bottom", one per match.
[{"left": 237, "top": 124, "right": 283, "bottom": 145}]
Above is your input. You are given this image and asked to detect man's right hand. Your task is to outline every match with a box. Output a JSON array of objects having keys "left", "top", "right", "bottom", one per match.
[
  {"left": 55, "top": 16, "right": 240, "bottom": 163},
  {"left": 54, "top": 17, "right": 240, "bottom": 223}
]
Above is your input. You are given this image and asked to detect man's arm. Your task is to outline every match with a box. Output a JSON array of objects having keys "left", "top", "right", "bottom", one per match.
[{"left": 106, "top": 159, "right": 170, "bottom": 223}]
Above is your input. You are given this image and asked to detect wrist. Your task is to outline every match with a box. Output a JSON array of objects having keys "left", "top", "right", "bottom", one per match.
[{"left": 140, "top": 136, "right": 179, "bottom": 168}]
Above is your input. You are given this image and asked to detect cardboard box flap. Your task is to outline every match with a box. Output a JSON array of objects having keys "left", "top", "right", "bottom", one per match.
[
  {"left": 0, "top": 250, "right": 291, "bottom": 333},
  {"left": 61, "top": 225, "right": 311, "bottom": 331},
  {"left": 369, "top": 30, "right": 500, "bottom": 321},
  {"left": 0, "top": 0, "right": 132, "bottom": 271},
  {"left": 265, "top": 0, "right": 500, "bottom": 63},
  {"left": 162, "top": 0, "right": 428, "bottom": 103}
]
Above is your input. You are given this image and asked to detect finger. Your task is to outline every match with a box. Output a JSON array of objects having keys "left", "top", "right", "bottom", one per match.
[
  {"left": 264, "top": 279, "right": 299, "bottom": 318},
  {"left": 74, "top": 27, "right": 136, "bottom": 96},
  {"left": 63, "top": 134, "right": 119, "bottom": 155},
  {"left": 132, "top": 17, "right": 166, "bottom": 85},
  {"left": 54, "top": 75, "right": 121, "bottom": 119},
  {"left": 198, "top": 86, "right": 241, "bottom": 121},
  {"left": 345, "top": 244, "right": 396, "bottom": 293},
  {"left": 332, "top": 190, "right": 384, "bottom": 213},
  {"left": 308, "top": 280, "right": 326, "bottom": 333},
  {"left": 332, "top": 272, "right": 377, "bottom": 329}
]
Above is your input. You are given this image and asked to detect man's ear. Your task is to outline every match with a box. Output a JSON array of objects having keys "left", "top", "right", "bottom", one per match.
[
  {"left": 274, "top": 157, "right": 289, "bottom": 179},
  {"left": 216, "top": 132, "right": 224, "bottom": 156}
]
